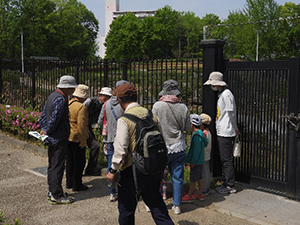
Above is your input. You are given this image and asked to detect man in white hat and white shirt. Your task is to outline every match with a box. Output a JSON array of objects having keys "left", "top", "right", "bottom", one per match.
[
  {"left": 83, "top": 87, "right": 112, "bottom": 176},
  {"left": 39, "top": 75, "right": 77, "bottom": 204},
  {"left": 204, "top": 71, "right": 240, "bottom": 194}
]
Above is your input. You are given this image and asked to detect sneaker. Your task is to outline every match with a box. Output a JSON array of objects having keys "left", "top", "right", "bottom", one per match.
[
  {"left": 203, "top": 190, "right": 211, "bottom": 196},
  {"left": 215, "top": 185, "right": 237, "bottom": 194},
  {"left": 182, "top": 194, "right": 194, "bottom": 203},
  {"left": 145, "top": 204, "right": 151, "bottom": 212},
  {"left": 47, "top": 192, "right": 52, "bottom": 200},
  {"left": 50, "top": 196, "right": 74, "bottom": 205},
  {"left": 192, "top": 194, "right": 205, "bottom": 201},
  {"left": 110, "top": 193, "right": 118, "bottom": 202},
  {"left": 47, "top": 192, "right": 69, "bottom": 200},
  {"left": 172, "top": 205, "right": 181, "bottom": 215}
]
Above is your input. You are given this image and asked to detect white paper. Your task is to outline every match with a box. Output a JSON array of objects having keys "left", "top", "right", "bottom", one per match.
[{"left": 28, "top": 131, "right": 48, "bottom": 142}]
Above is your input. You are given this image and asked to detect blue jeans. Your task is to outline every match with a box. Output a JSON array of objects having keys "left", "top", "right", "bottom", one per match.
[
  {"left": 168, "top": 150, "right": 186, "bottom": 206},
  {"left": 106, "top": 143, "right": 116, "bottom": 194}
]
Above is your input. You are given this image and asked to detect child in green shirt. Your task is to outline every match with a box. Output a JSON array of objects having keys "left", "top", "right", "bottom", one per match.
[{"left": 182, "top": 114, "right": 208, "bottom": 203}]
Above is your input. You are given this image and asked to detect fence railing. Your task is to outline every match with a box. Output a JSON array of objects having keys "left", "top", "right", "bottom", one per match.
[
  {"left": 226, "top": 60, "right": 291, "bottom": 187},
  {"left": 0, "top": 58, "right": 203, "bottom": 113}
]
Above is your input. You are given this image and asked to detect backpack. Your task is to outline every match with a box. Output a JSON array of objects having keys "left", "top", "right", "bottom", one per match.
[{"left": 123, "top": 110, "right": 168, "bottom": 175}]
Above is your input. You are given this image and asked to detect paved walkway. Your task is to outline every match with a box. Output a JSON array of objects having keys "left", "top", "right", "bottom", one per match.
[{"left": 0, "top": 132, "right": 299, "bottom": 225}]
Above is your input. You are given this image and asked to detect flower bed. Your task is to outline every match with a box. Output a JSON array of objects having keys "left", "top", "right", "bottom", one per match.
[{"left": 0, "top": 104, "right": 41, "bottom": 143}]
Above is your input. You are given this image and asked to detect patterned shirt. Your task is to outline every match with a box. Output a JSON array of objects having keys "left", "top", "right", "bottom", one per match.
[{"left": 39, "top": 96, "right": 67, "bottom": 145}]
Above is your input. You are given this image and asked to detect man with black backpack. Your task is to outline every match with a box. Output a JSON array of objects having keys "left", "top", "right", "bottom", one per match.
[{"left": 106, "top": 83, "right": 174, "bottom": 225}]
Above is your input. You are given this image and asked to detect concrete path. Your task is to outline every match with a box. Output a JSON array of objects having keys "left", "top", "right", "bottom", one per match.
[{"left": 0, "top": 132, "right": 299, "bottom": 225}]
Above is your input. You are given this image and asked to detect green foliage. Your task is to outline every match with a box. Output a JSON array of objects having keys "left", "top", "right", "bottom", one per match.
[
  {"left": 0, "top": 104, "right": 41, "bottom": 143},
  {"left": 0, "top": 211, "right": 21, "bottom": 225},
  {"left": 104, "top": 1, "right": 299, "bottom": 61},
  {"left": 0, "top": 0, "right": 99, "bottom": 60},
  {"left": 105, "top": 13, "right": 144, "bottom": 60}
]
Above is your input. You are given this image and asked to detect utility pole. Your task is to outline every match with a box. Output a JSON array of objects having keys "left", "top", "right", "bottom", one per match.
[
  {"left": 256, "top": 30, "right": 259, "bottom": 61},
  {"left": 21, "top": 32, "right": 24, "bottom": 73}
]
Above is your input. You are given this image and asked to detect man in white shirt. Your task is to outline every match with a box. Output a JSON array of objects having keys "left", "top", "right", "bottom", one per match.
[{"left": 204, "top": 71, "right": 240, "bottom": 194}]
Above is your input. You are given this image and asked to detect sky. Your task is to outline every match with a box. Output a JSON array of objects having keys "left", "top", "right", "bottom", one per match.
[{"left": 80, "top": 0, "right": 300, "bottom": 35}]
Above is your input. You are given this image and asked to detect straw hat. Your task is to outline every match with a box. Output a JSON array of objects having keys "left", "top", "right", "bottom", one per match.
[{"left": 73, "top": 84, "right": 89, "bottom": 99}]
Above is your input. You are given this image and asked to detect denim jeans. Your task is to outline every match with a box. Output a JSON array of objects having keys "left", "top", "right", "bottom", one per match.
[
  {"left": 167, "top": 150, "right": 186, "bottom": 206},
  {"left": 106, "top": 143, "right": 117, "bottom": 194}
]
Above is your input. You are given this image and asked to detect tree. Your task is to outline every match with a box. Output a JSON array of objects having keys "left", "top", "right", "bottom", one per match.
[
  {"left": 180, "top": 12, "right": 202, "bottom": 58},
  {"left": 243, "top": 0, "right": 281, "bottom": 60},
  {"left": 48, "top": 0, "right": 99, "bottom": 60},
  {"left": 144, "top": 6, "right": 180, "bottom": 59},
  {"left": 0, "top": 0, "right": 99, "bottom": 60},
  {"left": 277, "top": 2, "right": 300, "bottom": 58},
  {"left": 222, "top": 10, "right": 253, "bottom": 59},
  {"left": 105, "top": 13, "right": 143, "bottom": 60}
]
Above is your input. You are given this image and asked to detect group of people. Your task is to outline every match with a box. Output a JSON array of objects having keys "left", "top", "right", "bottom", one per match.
[{"left": 39, "top": 71, "right": 239, "bottom": 225}]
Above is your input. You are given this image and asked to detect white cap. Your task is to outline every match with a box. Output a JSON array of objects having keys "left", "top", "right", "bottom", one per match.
[{"left": 99, "top": 87, "right": 113, "bottom": 96}]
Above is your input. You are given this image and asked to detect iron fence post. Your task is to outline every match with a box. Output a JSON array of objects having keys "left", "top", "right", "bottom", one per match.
[
  {"left": 75, "top": 60, "right": 80, "bottom": 83},
  {"left": 122, "top": 58, "right": 128, "bottom": 81},
  {"left": 200, "top": 39, "right": 225, "bottom": 178},
  {"left": 0, "top": 58, "right": 2, "bottom": 104},
  {"left": 287, "top": 57, "right": 300, "bottom": 199},
  {"left": 104, "top": 59, "right": 108, "bottom": 86},
  {"left": 31, "top": 59, "right": 36, "bottom": 109}
]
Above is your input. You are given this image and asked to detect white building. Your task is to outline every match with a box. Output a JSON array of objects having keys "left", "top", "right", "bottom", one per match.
[{"left": 98, "top": 0, "right": 155, "bottom": 58}]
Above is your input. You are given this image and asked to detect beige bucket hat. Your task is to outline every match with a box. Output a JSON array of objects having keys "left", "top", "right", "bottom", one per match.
[
  {"left": 204, "top": 71, "right": 227, "bottom": 86},
  {"left": 73, "top": 84, "right": 89, "bottom": 99}
]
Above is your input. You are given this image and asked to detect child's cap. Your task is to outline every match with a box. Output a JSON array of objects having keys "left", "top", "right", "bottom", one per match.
[
  {"left": 200, "top": 113, "right": 212, "bottom": 125},
  {"left": 190, "top": 114, "right": 202, "bottom": 126}
]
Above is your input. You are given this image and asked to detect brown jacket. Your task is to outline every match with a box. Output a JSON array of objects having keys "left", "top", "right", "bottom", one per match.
[{"left": 68, "top": 98, "right": 89, "bottom": 148}]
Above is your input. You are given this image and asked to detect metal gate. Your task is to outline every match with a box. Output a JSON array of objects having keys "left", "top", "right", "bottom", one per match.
[{"left": 225, "top": 58, "right": 300, "bottom": 199}]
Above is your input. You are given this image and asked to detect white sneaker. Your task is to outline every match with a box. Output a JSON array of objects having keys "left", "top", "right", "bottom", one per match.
[
  {"left": 110, "top": 193, "right": 118, "bottom": 202},
  {"left": 172, "top": 205, "right": 181, "bottom": 215},
  {"left": 145, "top": 204, "right": 151, "bottom": 212}
]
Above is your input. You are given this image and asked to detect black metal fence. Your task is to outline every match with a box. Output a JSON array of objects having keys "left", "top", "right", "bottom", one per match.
[
  {"left": 225, "top": 59, "right": 298, "bottom": 196},
  {"left": 0, "top": 58, "right": 203, "bottom": 113}
]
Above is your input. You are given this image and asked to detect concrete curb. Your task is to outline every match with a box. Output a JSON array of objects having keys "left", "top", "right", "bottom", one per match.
[{"left": 0, "top": 132, "right": 47, "bottom": 157}]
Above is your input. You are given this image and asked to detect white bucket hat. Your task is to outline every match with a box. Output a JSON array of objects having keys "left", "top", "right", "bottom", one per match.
[
  {"left": 99, "top": 87, "right": 113, "bottom": 96},
  {"left": 57, "top": 75, "right": 78, "bottom": 88},
  {"left": 204, "top": 71, "right": 227, "bottom": 86},
  {"left": 73, "top": 84, "right": 89, "bottom": 99}
]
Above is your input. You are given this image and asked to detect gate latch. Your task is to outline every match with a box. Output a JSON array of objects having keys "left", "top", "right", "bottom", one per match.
[{"left": 283, "top": 113, "right": 300, "bottom": 131}]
